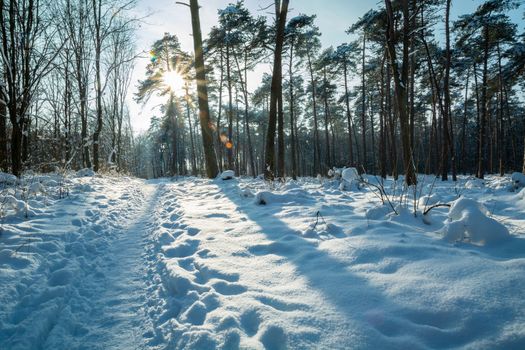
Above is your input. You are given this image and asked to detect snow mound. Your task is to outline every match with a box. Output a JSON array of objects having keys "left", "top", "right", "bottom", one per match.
[
  {"left": 0, "top": 172, "right": 17, "bottom": 185},
  {"left": 28, "top": 182, "right": 46, "bottom": 196},
  {"left": 511, "top": 172, "right": 525, "bottom": 189},
  {"left": 443, "top": 198, "right": 510, "bottom": 245},
  {"left": 254, "top": 188, "right": 311, "bottom": 206},
  {"left": 327, "top": 167, "right": 343, "bottom": 179},
  {"left": 220, "top": 170, "right": 235, "bottom": 180},
  {"left": 342, "top": 167, "right": 359, "bottom": 182},
  {"left": 465, "top": 178, "right": 485, "bottom": 189},
  {"left": 1, "top": 195, "right": 26, "bottom": 213},
  {"left": 255, "top": 191, "right": 286, "bottom": 205},
  {"left": 366, "top": 204, "right": 394, "bottom": 220},
  {"left": 339, "top": 167, "right": 360, "bottom": 191},
  {"left": 418, "top": 193, "right": 442, "bottom": 207},
  {"left": 76, "top": 168, "right": 95, "bottom": 177}
]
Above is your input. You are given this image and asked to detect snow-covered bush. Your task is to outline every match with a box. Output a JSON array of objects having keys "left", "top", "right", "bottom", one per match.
[
  {"left": 0, "top": 172, "right": 17, "bottom": 185},
  {"left": 342, "top": 167, "right": 359, "bottom": 182},
  {"left": 220, "top": 170, "right": 235, "bottom": 180},
  {"left": 76, "top": 168, "right": 95, "bottom": 177},
  {"left": 339, "top": 167, "right": 360, "bottom": 191},
  {"left": 327, "top": 167, "right": 343, "bottom": 179},
  {"left": 255, "top": 191, "right": 285, "bottom": 205},
  {"left": 1, "top": 195, "right": 26, "bottom": 213},
  {"left": 443, "top": 198, "right": 509, "bottom": 245},
  {"left": 511, "top": 172, "right": 525, "bottom": 189},
  {"left": 28, "top": 182, "right": 46, "bottom": 196},
  {"left": 465, "top": 178, "right": 485, "bottom": 189}
]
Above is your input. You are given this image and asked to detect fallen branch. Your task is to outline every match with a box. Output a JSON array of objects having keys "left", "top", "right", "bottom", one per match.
[{"left": 423, "top": 203, "right": 451, "bottom": 216}]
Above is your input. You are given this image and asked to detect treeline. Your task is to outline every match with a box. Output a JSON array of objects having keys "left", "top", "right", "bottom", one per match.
[
  {"left": 1, "top": 0, "right": 524, "bottom": 184},
  {"left": 0, "top": 0, "right": 138, "bottom": 176},
  {"left": 137, "top": 0, "right": 525, "bottom": 184}
]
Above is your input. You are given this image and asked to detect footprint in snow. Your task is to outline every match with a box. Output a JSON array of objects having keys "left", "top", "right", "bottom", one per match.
[
  {"left": 249, "top": 242, "right": 294, "bottom": 256},
  {"left": 256, "top": 295, "right": 306, "bottom": 312},
  {"left": 240, "top": 309, "right": 261, "bottom": 337},
  {"left": 162, "top": 239, "right": 199, "bottom": 258},
  {"left": 212, "top": 281, "right": 247, "bottom": 296},
  {"left": 180, "top": 300, "right": 207, "bottom": 325},
  {"left": 260, "top": 325, "right": 287, "bottom": 350},
  {"left": 187, "top": 227, "right": 200, "bottom": 236},
  {"left": 204, "top": 213, "right": 229, "bottom": 219}
]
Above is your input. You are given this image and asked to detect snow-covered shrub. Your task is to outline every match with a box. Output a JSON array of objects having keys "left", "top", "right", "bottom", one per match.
[
  {"left": 418, "top": 193, "right": 441, "bottom": 208},
  {"left": 0, "top": 172, "right": 17, "bottom": 185},
  {"left": 1, "top": 195, "right": 26, "bottom": 213},
  {"left": 465, "top": 178, "right": 485, "bottom": 189},
  {"left": 443, "top": 198, "right": 509, "bottom": 245},
  {"left": 342, "top": 167, "right": 359, "bottom": 182},
  {"left": 254, "top": 187, "right": 311, "bottom": 206},
  {"left": 220, "top": 170, "right": 235, "bottom": 180},
  {"left": 76, "top": 168, "right": 95, "bottom": 177},
  {"left": 28, "top": 182, "right": 46, "bottom": 196},
  {"left": 327, "top": 167, "right": 343, "bottom": 179},
  {"left": 239, "top": 188, "right": 254, "bottom": 198},
  {"left": 511, "top": 172, "right": 525, "bottom": 189},
  {"left": 339, "top": 167, "right": 360, "bottom": 191}
]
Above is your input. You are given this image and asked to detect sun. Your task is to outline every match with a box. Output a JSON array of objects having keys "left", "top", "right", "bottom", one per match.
[{"left": 163, "top": 70, "right": 185, "bottom": 95}]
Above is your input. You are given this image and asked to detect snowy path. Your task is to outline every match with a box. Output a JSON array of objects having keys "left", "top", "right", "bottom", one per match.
[
  {"left": 144, "top": 180, "right": 356, "bottom": 349},
  {"left": 0, "top": 178, "right": 160, "bottom": 349},
  {"left": 1, "top": 175, "right": 525, "bottom": 349}
]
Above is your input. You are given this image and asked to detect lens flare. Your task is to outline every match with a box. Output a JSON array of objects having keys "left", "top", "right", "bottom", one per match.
[
  {"left": 149, "top": 50, "right": 157, "bottom": 63},
  {"left": 163, "top": 71, "right": 185, "bottom": 95}
]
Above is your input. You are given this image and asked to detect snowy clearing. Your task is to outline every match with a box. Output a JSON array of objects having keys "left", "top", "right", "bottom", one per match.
[{"left": 1, "top": 174, "right": 525, "bottom": 349}]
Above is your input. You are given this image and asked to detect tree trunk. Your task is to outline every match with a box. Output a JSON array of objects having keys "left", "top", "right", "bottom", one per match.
[
  {"left": 323, "top": 67, "right": 331, "bottom": 171},
  {"left": 216, "top": 49, "right": 224, "bottom": 172},
  {"left": 343, "top": 61, "right": 354, "bottom": 166},
  {"left": 361, "top": 34, "right": 367, "bottom": 171},
  {"left": 306, "top": 51, "right": 321, "bottom": 175},
  {"left": 442, "top": 0, "right": 452, "bottom": 181},
  {"left": 384, "top": 0, "right": 416, "bottom": 186},
  {"left": 92, "top": 0, "right": 103, "bottom": 172},
  {"left": 226, "top": 44, "right": 234, "bottom": 170},
  {"left": 477, "top": 24, "right": 489, "bottom": 179},
  {"left": 189, "top": 0, "right": 219, "bottom": 178},
  {"left": 289, "top": 41, "right": 298, "bottom": 180},
  {"left": 496, "top": 42, "right": 505, "bottom": 176},
  {"left": 0, "top": 100, "right": 7, "bottom": 172},
  {"left": 264, "top": 0, "right": 289, "bottom": 180},
  {"left": 461, "top": 68, "right": 469, "bottom": 175}
]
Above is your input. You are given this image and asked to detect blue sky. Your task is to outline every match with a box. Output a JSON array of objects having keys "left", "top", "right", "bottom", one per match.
[{"left": 128, "top": 0, "right": 523, "bottom": 132}]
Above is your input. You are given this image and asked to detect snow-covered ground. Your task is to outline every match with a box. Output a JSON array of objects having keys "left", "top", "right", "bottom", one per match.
[{"left": 1, "top": 172, "right": 524, "bottom": 349}]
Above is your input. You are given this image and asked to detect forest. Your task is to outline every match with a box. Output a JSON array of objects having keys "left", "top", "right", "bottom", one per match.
[
  {"left": 0, "top": 0, "right": 524, "bottom": 183},
  {"left": 2, "top": 1, "right": 525, "bottom": 349}
]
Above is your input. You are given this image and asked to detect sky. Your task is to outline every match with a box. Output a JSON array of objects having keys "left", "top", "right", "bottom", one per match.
[{"left": 127, "top": 0, "right": 523, "bottom": 133}]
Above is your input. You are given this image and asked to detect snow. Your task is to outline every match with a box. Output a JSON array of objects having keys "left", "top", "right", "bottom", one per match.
[
  {"left": 0, "top": 173, "right": 524, "bottom": 349},
  {"left": 76, "top": 168, "right": 95, "bottom": 177},
  {"left": 218, "top": 5, "right": 239, "bottom": 16},
  {"left": 341, "top": 167, "right": 359, "bottom": 182},
  {"left": 511, "top": 172, "right": 525, "bottom": 189},
  {"left": 0, "top": 172, "right": 17, "bottom": 185},
  {"left": 443, "top": 197, "right": 510, "bottom": 245},
  {"left": 220, "top": 170, "right": 235, "bottom": 180}
]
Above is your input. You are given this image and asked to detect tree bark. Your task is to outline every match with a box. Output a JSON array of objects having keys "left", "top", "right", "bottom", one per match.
[
  {"left": 384, "top": 0, "right": 416, "bottom": 185},
  {"left": 361, "top": 34, "right": 367, "bottom": 171},
  {"left": 264, "top": 0, "right": 289, "bottom": 180},
  {"left": 477, "top": 24, "right": 489, "bottom": 179},
  {"left": 343, "top": 60, "right": 354, "bottom": 166},
  {"left": 189, "top": 0, "right": 219, "bottom": 178}
]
